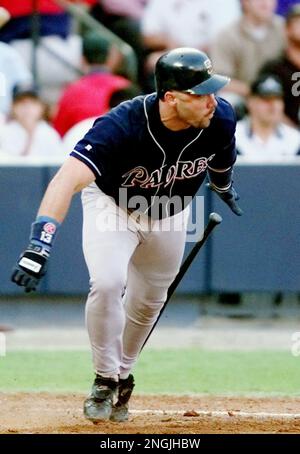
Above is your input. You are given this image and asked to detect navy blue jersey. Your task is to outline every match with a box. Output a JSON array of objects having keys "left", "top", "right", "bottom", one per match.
[{"left": 71, "top": 93, "right": 236, "bottom": 219}]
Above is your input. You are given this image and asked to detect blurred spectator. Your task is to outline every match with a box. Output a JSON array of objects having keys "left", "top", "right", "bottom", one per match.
[
  {"left": 91, "top": 1, "right": 148, "bottom": 86},
  {"left": 52, "top": 32, "right": 133, "bottom": 137},
  {"left": 236, "top": 75, "right": 300, "bottom": 161},
  {"left": 0, "top": 1, "right": 97, "bottom": 106},
  {"left": 0, "top": 7, "right": 33, "bottom": 116},
  {"left": 62, "top": 116, "right": 97, "bottom": 154},
  {"left": 211, "top": 0, "right": 285, "bottom": 105},
  {"left": 0, "top": 0, "right": 96, "bottom": 41},
  {"left": 142, "top": 0, "right": 240, "bottom": 53},
  {"left": 62, "top": 84, "right": 141, "bottom": 153},
  {"left": 0, "top": 5, "right": 9, "bottom": 25},
  {"left": 108, "top": 84, "right": 142, "bottom": 108},
  {"left": 0, "top": 43, "right": 33, "bottom": 116},
  {"left": 0, "top": 87, "right": 62, "bottom": 157},
  {"left": 141, "top": 0, "right": 241, "bottom": 90},
  {"left": 259, "top": 4, "right": 300, "bottom": 127},
  {"left": 97, "top": 0, "right": 147, "bottom": 20},
  {"left": 277, "top": 0, "right": 300, "bottom": 15}
]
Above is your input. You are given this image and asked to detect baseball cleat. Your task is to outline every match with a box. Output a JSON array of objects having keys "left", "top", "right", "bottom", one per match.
[
  {"left": 110, "top": 374, "right": 135, "bottom": 422},
  {"left": 84, "top": 375, "right": 118, "bottom": 422}
]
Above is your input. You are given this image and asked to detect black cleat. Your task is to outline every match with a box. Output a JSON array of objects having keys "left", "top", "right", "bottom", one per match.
[
  {"left": 110, "top": 374, "right": 135, "bottom": 422},
  {"left": 84, "top": 375, "right": 118, "bottom": 422}
]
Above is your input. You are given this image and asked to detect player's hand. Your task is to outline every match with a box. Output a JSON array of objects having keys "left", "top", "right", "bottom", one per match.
[
  {"left": 207, "top": 183, "right": 243, "bottom": 216},
  {"left": 11, "top": 243, "right": 50, "bottom": 292}
]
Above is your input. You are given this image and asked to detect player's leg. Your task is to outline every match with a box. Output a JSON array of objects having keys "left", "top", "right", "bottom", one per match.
[
  {"left": 122, "top": 211, "right": 188, "bottom": 372},
  {"left": 110, "top": 209, "right": 189, "bottom": 421},
  {"left": 81, "top": 186, "right": 139, "bottom": 421}
]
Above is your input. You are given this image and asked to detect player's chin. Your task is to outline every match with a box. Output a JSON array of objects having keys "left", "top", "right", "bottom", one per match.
[
  {"left": 197, "top": 117, "right": 212, "bottom": 129},
  {"left": 189, "top": 115, "right": 213, "bottom": 128}
]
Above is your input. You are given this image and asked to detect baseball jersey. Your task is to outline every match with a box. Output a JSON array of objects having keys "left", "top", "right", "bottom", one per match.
[{"left": 70, "top": 93, "right": 237, "bottom": 219}]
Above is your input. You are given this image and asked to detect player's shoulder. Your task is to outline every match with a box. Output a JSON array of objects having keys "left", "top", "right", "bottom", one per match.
[
  {"left": 78, "top": 94, "right": 149, "bottom": 146},
  {"left": 109, "top": 93, "right": 154, "bottom": 120},
  {"left": 92, "top": 93, "right": 152, "bottom": 136},
  {"left": 214, "top": 96, "right": 236, "bottom": 120},
  {"left": 211, "top": 96, "right": 237, "bottom": 135}
]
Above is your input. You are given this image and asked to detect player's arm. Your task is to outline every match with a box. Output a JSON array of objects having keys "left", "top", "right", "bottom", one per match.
[
  {"left": 38, "top": 156, "right": 95, "bottom": 221},
  {"left": 207, "top": 164, "right": 243, "bottom": 216},
  {"left": 206, "top": 108, "right": 243, "bottom": 216},
  {"left": 11, "top": 157, "right": 95, "bottom": 292}
]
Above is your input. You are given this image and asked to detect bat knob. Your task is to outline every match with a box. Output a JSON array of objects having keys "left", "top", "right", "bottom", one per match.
[{"left": 209, "top": 212, "right": 223, "bottom": 224}]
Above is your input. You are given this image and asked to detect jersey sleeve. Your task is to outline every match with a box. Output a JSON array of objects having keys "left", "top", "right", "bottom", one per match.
[
  {"left": 208, "top": 135, "right": 237, "bottom": 170},
  {"left": 69, "top": 114, "right": 125, "bottom": 183},
  {"left": 208, "top": 99, "right": 237, "bottom": 171}
]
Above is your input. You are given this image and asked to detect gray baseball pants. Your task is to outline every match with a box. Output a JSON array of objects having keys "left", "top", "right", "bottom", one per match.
[{"left": 82, "top": 184, "right": 189, "bottom": 378}]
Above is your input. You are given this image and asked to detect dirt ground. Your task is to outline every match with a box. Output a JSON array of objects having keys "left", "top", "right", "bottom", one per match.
[{"left": 1, "top": 393, "right": 300, "bottom": 434}]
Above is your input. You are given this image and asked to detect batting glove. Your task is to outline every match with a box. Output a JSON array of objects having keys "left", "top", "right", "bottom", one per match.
[
  {"left": 11, "top": 216, "right": 60, "bottom": 292},
  {"left": 11, "top": 244, "right": 50, "bottom": 292},
  {"left": 207, "top": 183, "right": 243, "bottom": 216}
]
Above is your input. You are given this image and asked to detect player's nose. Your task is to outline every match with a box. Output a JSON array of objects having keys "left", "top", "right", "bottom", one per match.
[{"left": 207, "top": 94, "right": 218, "bottom": 108}]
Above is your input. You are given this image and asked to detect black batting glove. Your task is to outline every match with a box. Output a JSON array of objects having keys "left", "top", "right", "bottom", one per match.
[
  {"left": 11, "top": 216, "right": 60, "bottom": 293},
  {"left": 11, "top": 243, "right": 50, "bottom": 293},
  {"left": 207, "top": 183, "right": 243, "bottom": 216}
]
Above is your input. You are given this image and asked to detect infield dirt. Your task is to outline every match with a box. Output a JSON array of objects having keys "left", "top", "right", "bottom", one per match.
[{"left": 1, "top": 393, "right": 300, "bottom": 434}]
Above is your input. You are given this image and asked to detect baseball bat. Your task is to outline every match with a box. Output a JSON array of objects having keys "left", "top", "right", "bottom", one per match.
[{"left": 141, "top": 212, "right": 222, "bottom": 350}]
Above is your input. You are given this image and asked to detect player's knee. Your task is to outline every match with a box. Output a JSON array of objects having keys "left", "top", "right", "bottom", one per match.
[
  {"left": 127, "top": 299, "right": 165, "bottom": 326},
  {"left": 89, "top": 275, "right": 126, "bottom": 301}
]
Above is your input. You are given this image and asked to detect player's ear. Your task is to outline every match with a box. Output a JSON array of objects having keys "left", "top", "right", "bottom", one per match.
[{"left": 164, "top": 91, "right": 177, "bottom": 106}]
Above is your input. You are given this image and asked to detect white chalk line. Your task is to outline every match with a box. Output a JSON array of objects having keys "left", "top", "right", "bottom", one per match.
[
  {"left": 24, "top": 408, "right": 300, "bottom": 420},
  {"left": 131, "top": 410, "right": 300, "bottom": 420}
]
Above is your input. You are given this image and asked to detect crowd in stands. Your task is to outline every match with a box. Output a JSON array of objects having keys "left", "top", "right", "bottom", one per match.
[
  {"left": 0, "top": 0, "right": 300, "bottom": 163},
  {"left": 259, "top": 4, "right": 300, "bottom": 127},
  {"left": 211, "top": 0, "right": 285, "bottom": 105},
  {"left": 53, "top": 31, "right": 131, "bottom": 136},
  {"left": 236, "top": 73, "right": 300, "bottom": 161},
  {"left": 1, "top": 86, "right": 62, "bottom": 158}
]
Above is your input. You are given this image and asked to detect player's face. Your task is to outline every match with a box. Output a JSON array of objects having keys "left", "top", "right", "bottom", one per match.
[
  {"left": 172, "top": 91, "right": 218, "bottom": 129},
  {"left": 248, "top": 96, "right": 284, "bottom": 126}
]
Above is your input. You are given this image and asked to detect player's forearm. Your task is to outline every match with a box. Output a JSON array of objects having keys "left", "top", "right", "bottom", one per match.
[
  {"left": 11, "top": 157, "right": 95, "bottom": 292},
  {"left": 38, "top": 156, "right": 96, "bottom": 223},
  {"left": 207, "top": 166, "right": 233, "bottom": 191},
  {"left": 37, "top": 175, "right": 75, "bottom": 223}
]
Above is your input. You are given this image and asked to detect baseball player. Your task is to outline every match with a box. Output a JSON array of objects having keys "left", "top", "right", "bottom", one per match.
[{"left": 11, "top": 48, "right": 242, "bottom": 423}]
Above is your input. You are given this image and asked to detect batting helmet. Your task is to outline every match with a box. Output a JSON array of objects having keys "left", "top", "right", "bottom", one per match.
[{"left": 155, "top": 47, "right": 230, "bottom": 99}]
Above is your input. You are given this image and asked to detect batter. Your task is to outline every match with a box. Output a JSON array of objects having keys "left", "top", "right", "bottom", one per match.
[{"left": 11, "top": 48, "right": 242, "bottom": 423}]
